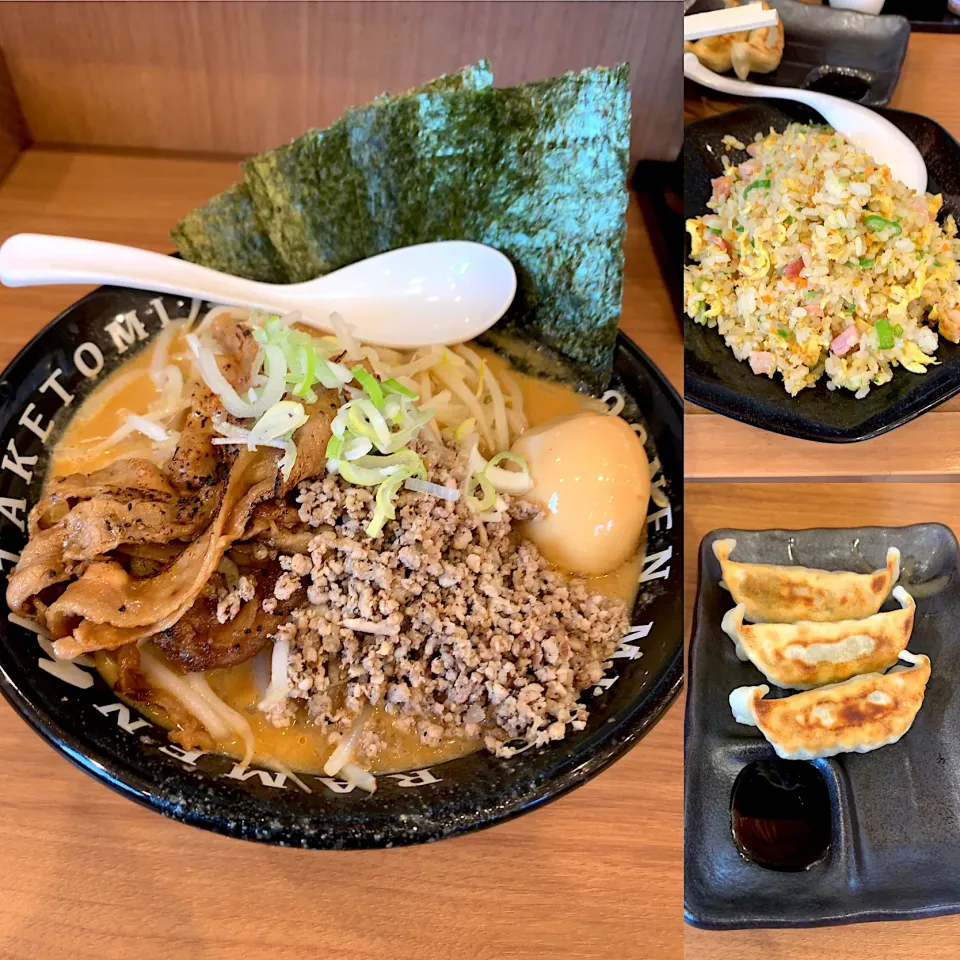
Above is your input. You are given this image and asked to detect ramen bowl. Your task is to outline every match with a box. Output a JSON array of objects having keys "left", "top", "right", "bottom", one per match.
[{"left": 0, "top": 286, "right": 683, "bottom": 848}]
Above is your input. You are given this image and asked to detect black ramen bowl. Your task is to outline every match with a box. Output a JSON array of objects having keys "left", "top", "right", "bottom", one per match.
[
  {"left": 0, "top": 285, "right": 683, "bottom": 848},
  {"left": 685, "top": 102, "right": 960, "bottom": 443}
]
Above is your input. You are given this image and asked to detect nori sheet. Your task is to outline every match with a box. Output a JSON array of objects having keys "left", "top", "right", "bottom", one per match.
[
  {"left": 172, "top": 60, "right": 630, "bottom": 384},
  {"left": 240, "top": 61, "right": 494, "bottom": 282},
  {"left": 170, "top": 183, "right": 290, "bottom": 283},
  {"left": 345, "top": 64, "right": 631, "bottom": 377}
]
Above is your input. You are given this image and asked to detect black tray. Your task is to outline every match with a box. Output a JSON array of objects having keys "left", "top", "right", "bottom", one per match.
[
  {"left": 684, "top": 102, "right": 960, "bottom": 443},
  {"left": 685, "top": 524, "right": 960, "bottom": 928},
  {"left": 686, "top": 0, "right": 910, "bottom": 106}
]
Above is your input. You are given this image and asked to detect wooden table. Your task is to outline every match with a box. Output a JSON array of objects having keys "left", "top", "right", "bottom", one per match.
[
  {"left": 685, "top": 32, "right": 960, "bottom": 481},
  {"left": 0, "top": 147, "right": 684, "bottom": 960},
  {"left": 684, "top": 483, "right": 960, "bottom": 959}
]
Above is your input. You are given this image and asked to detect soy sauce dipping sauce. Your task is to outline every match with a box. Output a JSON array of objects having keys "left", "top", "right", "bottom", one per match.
[
  {"left": 730, "top": 759, "right": 832, "bottom": 871},
  {"left": 807, "top": 73, "right": 871, "bottom": 103}
]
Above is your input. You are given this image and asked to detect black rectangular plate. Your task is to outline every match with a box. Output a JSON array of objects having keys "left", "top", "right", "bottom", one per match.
[
  {"left": 686, "top": 0, "right": 909, "bottom": 106},
  {"left": 684, "top": 102, "right": 960, "bottom": 443},
  {"left": 685, "top": 524, "right": 960, "bottom": 929}
]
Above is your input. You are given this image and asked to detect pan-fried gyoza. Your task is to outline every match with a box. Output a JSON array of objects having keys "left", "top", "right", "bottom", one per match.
[
  {"left": 722, "top": 585, "right": 916, "bottom": 689},
  {"left": 730, "top": 651, "right": 931, "bottom": 761},
  {"left": 7, "top": 307, "right": 659, "bottom": 791},
  {"left": 713, "top": 539, "right": 901, "bottom": 624}
]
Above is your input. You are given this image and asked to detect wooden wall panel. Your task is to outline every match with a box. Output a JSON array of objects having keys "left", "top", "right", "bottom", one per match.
[
  {"left": 0, "top": 49, "right": 28, "bottom": 182},
  {"left": 0, "top": 0, "right": 681, "bottom": 162}
]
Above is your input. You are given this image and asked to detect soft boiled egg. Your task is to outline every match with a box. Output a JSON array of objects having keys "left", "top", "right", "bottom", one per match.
[{"left": 510, "top": 411, "right": 650, "bottom": 576}]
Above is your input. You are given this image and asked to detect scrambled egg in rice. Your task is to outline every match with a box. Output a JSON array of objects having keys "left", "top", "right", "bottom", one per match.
[{"left": 684, "top": 124, "right": 960, "bottom": 397}]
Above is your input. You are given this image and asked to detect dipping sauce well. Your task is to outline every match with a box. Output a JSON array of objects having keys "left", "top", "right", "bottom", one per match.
[{"left": 730, "top": 759, "right": 832, "bottom": 871}]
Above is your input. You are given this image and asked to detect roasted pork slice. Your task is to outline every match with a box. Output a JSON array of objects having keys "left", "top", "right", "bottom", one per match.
[
  {"left": 275, "top": 390, "right": 339, "bottom": 495},
  {"left": 210, "top": 310, "right": 260, "bottom": 391},
  {"left": 155, "top": 568, "right": 301, "bottom": 672},
  {"left": 9, "top": 462, "right": 221, "bottom": 620},
  {"left": 49, "top": 448, "right": 280, "bottom": 657},
  {"left": 31, "top": 458, "right": 178, "bottom": 533},
  {"left": 166, "top": 386, "right": 224, "bottom": 493}
]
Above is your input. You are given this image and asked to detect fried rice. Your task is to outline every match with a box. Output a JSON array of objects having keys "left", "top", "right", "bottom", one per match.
[{"left": 684, "top": 123, "right": 960, "bottom": 397}]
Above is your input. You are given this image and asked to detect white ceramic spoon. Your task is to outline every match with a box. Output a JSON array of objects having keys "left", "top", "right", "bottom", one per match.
[
  {"left": 684, "top": 52, "right": 927, "bottom": 193},
  {"left": 0, "top": 233, "right": 518, "bottom": 348}
]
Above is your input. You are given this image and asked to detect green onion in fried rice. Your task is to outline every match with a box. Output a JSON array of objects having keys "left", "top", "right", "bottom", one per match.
[{"left": 684, "top": 123, "right": 960, "bottom": 398}]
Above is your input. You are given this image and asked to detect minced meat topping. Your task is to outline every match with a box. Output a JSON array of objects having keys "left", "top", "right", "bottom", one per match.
[{"left": 264, "top": 440, "right": 628, "bottom": 758}]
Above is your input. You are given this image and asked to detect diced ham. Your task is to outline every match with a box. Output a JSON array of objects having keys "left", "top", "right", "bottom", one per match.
[
  {"left": 805, "top": 302, "right": 823, "bottom": 317},
  {"left": 783, "top": 257, "right": 805, "bottom": 279},
  {"left": 749, "top": 351, "right": 775, "bottom": 376},
  {"left": 711, "top": 176, "right": 732, "bottom": 200},
  {"left": 830, "top": 326, "right": 860, "bottom": 357},
  {"left": 746, "top": 142, "right": 762, "bottom": 157},
  {"left": 708, "top": 234, "right": 728, "bottom": 251},
  {"left": 738, "top": 159, "right": 761, "bottom": 177}
]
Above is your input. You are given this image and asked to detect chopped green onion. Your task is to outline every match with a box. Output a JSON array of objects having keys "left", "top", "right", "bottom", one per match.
[
  {"left": 467, "top": 472, "right": 497, "bottom": 512},
  {"left": 735, "top": 226, "right": 744, "bottom": 233},
  {"left": 352, "top": 450, "right": 425, "bottom": 473},
  {"left": 764, "top": 166, "right": 772, "bottom": 175},
  {"left": 381, "top": 378, "right": 418, "bottom": 400},
  {"left": 326, "top": 435, "right": 343, "bottom": 459},
  {"left": 935, "top": 260, "right": 944, "bottom": 268},
  {"left": 293, "top": 345, "right": 317, "bottom": 396},
  {"left": 249, "top": 400, "right": 308, "bottom": 444},
  {"left": 743, "top": 179, "right": 771, "bottom": 198},
  {"left": 336, "top": 461, "right": 399, "bottom": 486},
  {"left": 488, "top": 452, "right": 528, "bottom": 472},
  {"left": 366, "top": 472, "right": 411, "bottom": 537},
  {"left": 383, "top": 395, "right": 404, "bottom": 425},
  {"left": 785, "top": 216, "right": 795, "bottom": 225},
  {"left": 874, "top": 317, "right": 895, "bottom": 350},
  {"left": 709, "top": 228, "right": 722, "bottom": 236},
  {"left": 351, "top": 365, "right": 385, "bottom": 409},
  {"left": 315, "top": 357, "right": 353, "bottom": 390},
  {"left": 777, "top": 328, "right": 789, "bottom": 340},
  {"left": 342, "top": 435, "right": 373, "bottom": 461},
  {"left": 893, "top": 323, "right": 904, "bottom": 337},
  {"left": 858, "top": 258, "right": 876, "bottom": 269},
  {"left": 346, "top": 399, "right": 391, "bottom": 448},
  {"left": 379, "top": 408, "right": 436, "bottom": 453},
  {"left": 864, "top": 214, "right": 902, "bottom": 237}
]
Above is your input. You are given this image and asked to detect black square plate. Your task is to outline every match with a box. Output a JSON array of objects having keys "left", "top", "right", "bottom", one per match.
[
  {"left": 685, "top": 524, "right": 960, "bottom": 928},
  {"left": 686, "top": 0, "right": 909, "bottom": 106},
  {"left": 684, "top": 103, "right": 960, "bottom": 443}
]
